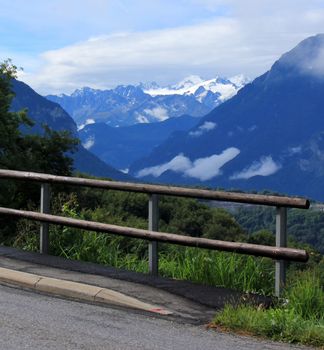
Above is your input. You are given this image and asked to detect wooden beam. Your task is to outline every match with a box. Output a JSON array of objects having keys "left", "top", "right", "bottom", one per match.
[
  {"left": 0, "top": 169, "right": 310, "bottom": 209},
  {"left": 0, "top": 207, "right": 309, "bottom": 262}
]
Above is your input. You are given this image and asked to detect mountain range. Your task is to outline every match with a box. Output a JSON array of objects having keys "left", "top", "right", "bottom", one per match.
[
  {"left": 10, "top": 79, "right": 130, "bottom": 180},
  {"left": 46, "top": 75, "right": 246, "bottom": 127},
  {"left": 130, "top": 34, "right": 324, "bottom": 201},
  {"left": 79, "top": 115, "right": 199, "bottom": 170},
  {"left": 9, "top": 34, "right": 324, "bottom": 201}
]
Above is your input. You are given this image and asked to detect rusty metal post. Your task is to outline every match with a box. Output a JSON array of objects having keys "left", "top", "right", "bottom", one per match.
[
  {"left": 275, "top": 206, "right": 287, "bottom": 297},
  {"left": 148, "top": 194, "right": 159, "bottom": 276},
  {"left": 40, "top": 183, "right": 50, "bottom": 254}
]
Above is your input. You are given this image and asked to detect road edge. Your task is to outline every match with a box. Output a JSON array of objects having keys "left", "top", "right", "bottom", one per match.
[{"left": 0, "top": 267, "right": 172, "bottom": 315}]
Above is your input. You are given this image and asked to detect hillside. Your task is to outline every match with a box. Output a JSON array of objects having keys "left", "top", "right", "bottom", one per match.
[
  {"left": 10, "top": 79, "right": 130, "bottom": 180},
  {"left": 130, "top": 34, "right": 324, "bottom": 201},
  {"left": 79, "top": 115, "right": 199, "bottom": 170}
]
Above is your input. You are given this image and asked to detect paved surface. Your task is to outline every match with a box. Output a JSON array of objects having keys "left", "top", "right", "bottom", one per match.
[
  {"left": 0, "top": 246, "right": 271, "bottom": 320},
  {"left": 0, "top": 267, "right": 173, "bottom": 315},
  {"left": 0, "top": 284, "right": 310, "bottom": 350}
]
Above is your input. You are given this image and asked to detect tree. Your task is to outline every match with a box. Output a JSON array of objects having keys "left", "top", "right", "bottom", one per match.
[
  {"left": 0, "top": 59, "right": 79, "bottom": 174},
  {"left": 0, "top": 59, "right": 79, "bottom": 240}
]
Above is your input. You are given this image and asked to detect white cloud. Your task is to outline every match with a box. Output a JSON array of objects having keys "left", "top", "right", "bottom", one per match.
[
  {"left": 143, "top": 107, "right": 169, "bottom": 121},
  {"left": 137, "top": 154, "right": 192, "bottom": 178},
  {"left": 185, "top": 148, "right": 240, "bottom": 180},
  {"left": 301, "top": 46, "right": 324, "bottom": 77},
  {"left": 15, "top": 0, "right": 324, "bottom": 94},
  {"left": 82, "top": 136, "right": 95, "bottom": 150},
  {"left": 189, "top": 121, "right": 217, "bottom": 137},
  {"left": 137, "top": 147, "right": 240, "bottom": 180},
  {"left": 78, "top": 118, "right": 95, "bottom": 131},
  {"left": 230, "top": 156, "right": 281, "bottom": 180}
]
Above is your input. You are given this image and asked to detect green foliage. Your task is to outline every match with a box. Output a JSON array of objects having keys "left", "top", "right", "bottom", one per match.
[
  {"left": 247, "top": 229, "right": 275, "bottom": 245},
  {"left": 159, "top": 246, "right": 273, "bottom": 294},
  {"left": 0, "top": 59, "right": 78, "bottom": 175},
  {"left": 11, "top": 190, "right": 274, "bottom": 294},
  {"left": 286, "top": 270, "right": 324, "bottom": 320},
  {"left": 235, "top": 206, "right": 324, "bottom": 254},
  {"left": 0, "top": 59, "right": 79, "bottom": 241},
  {"left": 213, "top": 270, "right": 324, "bottom": 347}
]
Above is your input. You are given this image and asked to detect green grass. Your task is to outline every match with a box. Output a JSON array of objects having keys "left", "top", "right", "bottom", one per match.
[
  {"left": 12, "top": 216, "right": 324, "bottom": 347},
  {"left": 8, "top": 192, "right": 324, "bottom": 347},
  {"left": 212, "top": 270, "right": 324, "bottom": 347},
  {"left": 158, "top": 246, "right": 273, "bottom": 294},
  {"left": 13, "top": 220, "right": 274, "bottom": 294}
]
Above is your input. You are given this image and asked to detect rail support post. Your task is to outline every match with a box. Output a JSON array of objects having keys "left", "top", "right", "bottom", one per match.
[
  {"left": 40, "top": 183, "right": 50, "bottom": 254},
  {"left": 275, "top": 206, "right": 287, "bottom": 297},
  {"left": 148, "top": 194, "right": 159, "bottom": 276}
]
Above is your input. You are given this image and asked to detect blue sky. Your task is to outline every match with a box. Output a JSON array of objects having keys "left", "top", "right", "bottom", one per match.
[{"left": 1, "top": 0, "right": 324, "bottom": 94}]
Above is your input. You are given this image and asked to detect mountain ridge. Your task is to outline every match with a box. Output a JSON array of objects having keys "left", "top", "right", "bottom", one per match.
[
  {"left": 79, "top": 115, "right": 200, "bottom": 170},
  {"left": 129, "top": 34, "right": 324, "bottom": 201},
  {"left": 10, "top": 79, "right": 131, "bottom": 181},
  {"left": 46, "top": 75, "right": 247, "bottom": 127}
]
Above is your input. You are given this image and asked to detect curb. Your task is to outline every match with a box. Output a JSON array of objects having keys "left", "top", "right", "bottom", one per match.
[{"left": 0, "top": 267, "right": 172, "bottom": 315}]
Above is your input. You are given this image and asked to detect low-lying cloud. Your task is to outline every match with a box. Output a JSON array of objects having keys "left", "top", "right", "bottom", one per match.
[
  {"left": 143, "top": 106, "right": 169, "bottom": 121},
  {"left": 137, "top": 147, "right": 240, "bottom": 181},
  {"left": 230, "top": 155, "right": 281, "bottom": 180},
  {"left": 302, "top": 46, "right": 324, "bottom": 77},
  {"left": 82, "top": 136, "right": 95, "bottom": 150},
  {"left": 78, "top": 118, "right": 95, "bottom": 131},
  {"left": 189, "top": 121, "right": 217, "bottom": 137}
]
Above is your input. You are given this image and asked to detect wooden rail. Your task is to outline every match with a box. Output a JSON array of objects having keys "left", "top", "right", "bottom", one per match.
[
  {"left": 0, "top": 169, "right": 311, "bottom": 296},
  {"left": 0, "top": 169, "right": 310, "bottom": 208},
  {"left": 0, "top": 207, "right": 309, "bottom": 262}
]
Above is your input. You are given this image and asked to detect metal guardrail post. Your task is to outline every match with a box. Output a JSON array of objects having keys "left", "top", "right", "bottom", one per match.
[
  {"left": 40, "top": 183, "right": 50, "bottom": 254},
  {"left": 275, "top": 206, "right": 287, "bottom": 297},
  {"left": 148, "top": 194, "right": 159, "bottom": 276}
]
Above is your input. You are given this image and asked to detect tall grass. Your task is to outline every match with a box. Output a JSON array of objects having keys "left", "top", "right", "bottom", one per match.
[
  {"left": 13, "top": 220, "right": 274, "bottom": 294},
  {"left": 213, "top": 270, "right": 324, "bottom": 347},
  {"left": 159, "top": 246, "right": 273, "bottom": 294}
]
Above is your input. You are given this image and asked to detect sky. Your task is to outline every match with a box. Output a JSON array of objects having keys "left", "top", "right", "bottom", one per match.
[{"left": 1, "top": 0, "right": 324, "bottom": 94}]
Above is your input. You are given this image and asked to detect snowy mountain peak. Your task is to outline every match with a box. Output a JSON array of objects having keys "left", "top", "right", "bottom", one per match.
[
  {"left": 47, "top": 73, "right": 248, "bottom": 128},
  {"left": 172, "top": 75, "right": 204, "bottom": 90},
  {"left": 229, "top": 74, "right": 250, "bottom": 88},
  {"left": 143, "top": 75, "right": 248, "bottom": 102}
]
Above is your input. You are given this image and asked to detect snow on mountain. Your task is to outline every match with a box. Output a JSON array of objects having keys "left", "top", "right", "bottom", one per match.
[
  {"left": 143, "top": 75, "right": 249, "bottom": 102},
  {"left": 129, "top": 34, "right": 324, "bottom": 201},
  {"left": 229, "top": 74, "right": 250, "bottom": 89},
  {"left": 47, "top": 74, "right": 248, "bottom": 127}
]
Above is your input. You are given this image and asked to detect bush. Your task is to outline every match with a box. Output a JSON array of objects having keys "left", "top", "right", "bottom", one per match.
[{"left": 213, "top": 269, "right": 324, "bottom": 347}]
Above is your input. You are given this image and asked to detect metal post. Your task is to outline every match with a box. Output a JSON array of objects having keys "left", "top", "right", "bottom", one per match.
[
  {"left": 148, "top": 194, "right": 159, "bottom": 276},
  {"left": 275, "top": 206, "right": 287, "bottom": 297},
  {"left": 40, "top": 183, "right": 50, "bottom": 254}
]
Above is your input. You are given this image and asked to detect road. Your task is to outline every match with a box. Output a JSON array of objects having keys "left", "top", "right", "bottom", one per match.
[{"left": 0, "top": 285, "right": 308, "bottom": 350}]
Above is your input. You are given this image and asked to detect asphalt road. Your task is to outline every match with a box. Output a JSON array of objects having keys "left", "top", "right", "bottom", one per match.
[{"left": 0, "top": 285, "right": 308, "bottom": 350}]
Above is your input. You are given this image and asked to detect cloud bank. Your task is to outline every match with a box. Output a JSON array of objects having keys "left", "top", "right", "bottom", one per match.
[
  {"left": 137, "top": 147, "right": 240, "bottom": 181},
  {"left": 230, "top": 156, "right": 281, "bottom": 180},
  {"left": 189, "top": 121, "right": 217, "bottom": 137},
  {"left": 14, "top": 0, "right": 324, "bottom": 94}
]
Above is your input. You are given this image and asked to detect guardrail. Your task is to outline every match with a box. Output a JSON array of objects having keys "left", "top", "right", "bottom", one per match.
[{"left": 0, "top": 169, "right": 310, "bottom": 296}]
